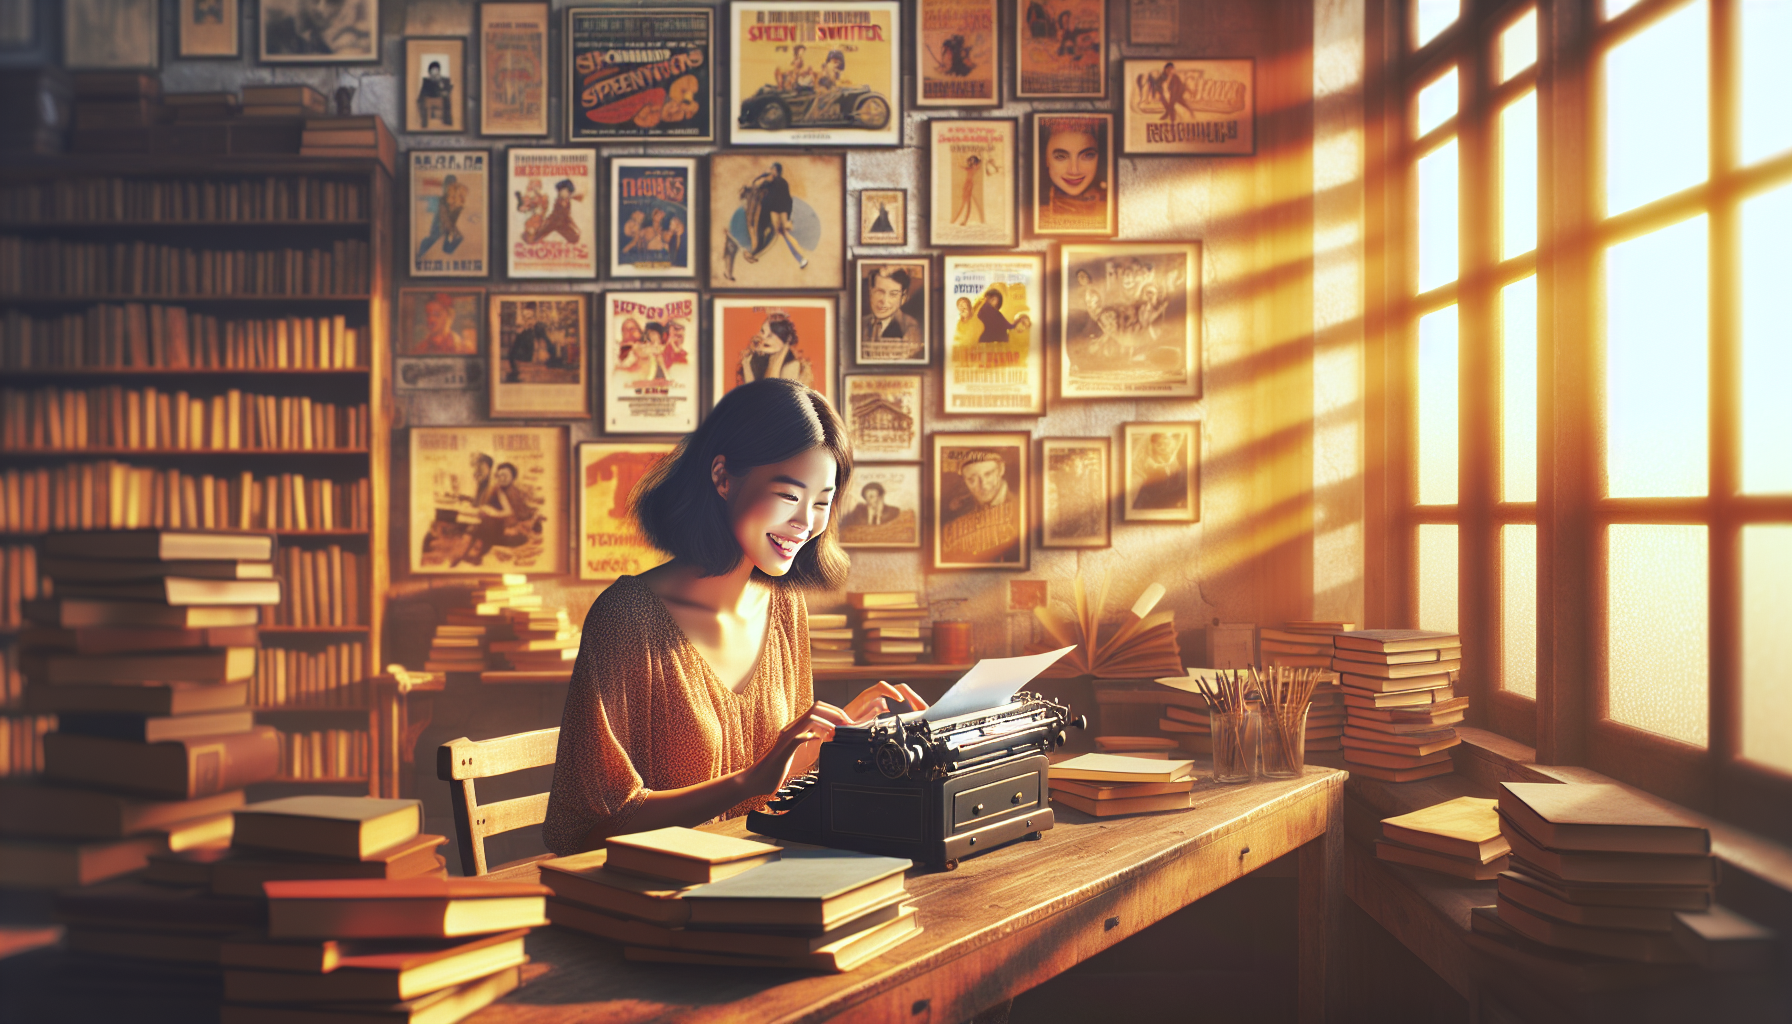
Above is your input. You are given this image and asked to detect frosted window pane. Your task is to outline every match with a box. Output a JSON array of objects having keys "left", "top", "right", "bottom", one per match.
[
  {"left": 1607, "top": 525, "right": 1708, "bottom": 747},
  {"left": 1418, "top": 306, "right": 1459, "bottom": 505},
  {"left": 1416, "top": 0, "right": 1459, "bottom": 47},
  {"left": 1741, "top": 184, "right": 1792, "bottom": 494},
  {"left": 1742, "top": 526, "right": 1792, "bottom": 773},
  {"left": 1500, "top": 9, "right": 1538, "bottom": 82},
  {"left": 1417, "top": 68, "right": 1459, "bottom": 137},
  {"left": 1503, "top": 525, "right": 1538, "bottom": 699},
  {"left": 1503, "top": 277, "right": 1539, "bottom": 502},
  {"left": 1605, "top": 2, "right": 1708, "bottom": 215},
  {"left": 1418, "top": 525, "right": 1459, "bottom": 634},
  {"left": 1502, "top": 92, "right": 1539, "bottom": 259},
  {"left": 1605, "top": 217, "right": 1709, "bottom": 498},
  {"left": 1418, "top": 139, "right": 1459, "bottom": 293},
  {"left": 1741, "top": 0, "right": 1792, "bottom": 166}
]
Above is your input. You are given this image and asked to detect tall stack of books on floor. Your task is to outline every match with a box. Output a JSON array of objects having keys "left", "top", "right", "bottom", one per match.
[
  {"left": 543, "top": 826, "right": 921, "bottom": 971},
  {"left": 1331, "top": 629, "right": 1464, "bottom": 782},
  {"left": 807, "top": 610, "right": 855, "bottom": 668},
  {"left": 1261, "top": 621, "right": 1351, "bottom": 753},
  {"left": 1046, "top": 752, "right": 1195, "bottom": 818},
  {"left": 848, "top": 592, "right": 928, "bottom": 666},
  {"left": 1376, "top": 796, "right": 1511, "bottom": 880}
]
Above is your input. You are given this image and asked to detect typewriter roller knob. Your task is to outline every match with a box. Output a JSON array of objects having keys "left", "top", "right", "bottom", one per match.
[{"left": 874, "top": 738, "right": 913, "bottom": 779}]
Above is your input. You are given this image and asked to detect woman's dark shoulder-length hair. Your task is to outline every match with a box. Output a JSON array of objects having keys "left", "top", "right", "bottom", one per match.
[{"left": 633, "top": 378, "right": 852, "bottom": 590}]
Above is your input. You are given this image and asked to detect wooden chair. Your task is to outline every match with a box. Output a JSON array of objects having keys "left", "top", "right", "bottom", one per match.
[{"left": 437, "top": 727, "right": 560, "bottom": 876}]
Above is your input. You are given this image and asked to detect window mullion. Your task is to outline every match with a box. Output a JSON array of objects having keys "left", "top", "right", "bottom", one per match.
[
  {"left": 1458, "top": 28, "right": 1500, "bottom": 726},
  {"left": 1708, "top": 0, "right": 1741, "bottom": 773}
]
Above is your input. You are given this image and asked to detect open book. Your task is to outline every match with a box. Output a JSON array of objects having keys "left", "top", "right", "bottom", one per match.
[{"left": 1026, "top": 574, "right": 1183, "bottom": 679}]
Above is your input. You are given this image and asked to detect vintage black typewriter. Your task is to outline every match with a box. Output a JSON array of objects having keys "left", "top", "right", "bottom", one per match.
[{"left": 746, "top": 692, "right": 1085, "bottom": 869}]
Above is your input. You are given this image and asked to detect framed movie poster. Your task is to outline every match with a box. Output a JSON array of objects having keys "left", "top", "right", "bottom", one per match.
[
  {"left": 404, "top": 38, "right": 465, "bottom": 133},
  {"left": 409, "top": 150, "right": 490, "bottom": 278},
  {"left": 65, "top": 0, "right": 158, "bottom": 70},
  {"left": 916, "top": 0, "right": 998, "bottom": 108},
  {"left": 1015, "top": 0, "right": 1105, "bottom": 99},
  {"left": 397, "top": 288, "right": 483, "bottom": 355},
  {"left": 488, "top": 293, "right": 590, "bottom": 419},
  {"left": 1040, "top": 437, "right": 1110, "bottom": 548},
  {"left": 842, "top": 374, "right": 922, "bottom": 462},
  {"left": 1033, "top": 113, "right": 1116, "bottom": 237},
  {"left": 610, "top": 157, "right": 697, "bottom": 279},
  {"left": 1127, "top": 0, "right": 1179, "bottom": 44},
  {"left": 858, "top": 190, "right": 906, "bottom": 247},
  {"left": 567, "top": 7, "right": 714, "bottom": 142},
  {"left": 1122, "top": 421, "right": 1199, "bottom": 522},
  {"left": 1059, "top": 242, "right": 1200, "bottom": 398},
  {"left": 179, "top": 0, "right": 240, "bottom": 58},
  {"left": 855, "top": 258, "right": 930, "bottom": 365},
  {"left": 259, "top": 0, "right": 377, "bottom": 63},
  {"left": 506, "top": 148, "right": 597, "bottom": 279},
  {"left": 1123, "top": 58, "right": 1255, "bottom": 155},
  {"left": 942, "top": 253, "right": 1044, "bottom": 415},
  {"left": 604, "top": 291, "right": 700, "bottom": 434},
  {"left": 729, "top": 1, "right": 902, "bottom": 147},
  {"left": 928, "top": 119, "right": 1017, "bottom": 248},
  {"left": 839, "top": 463, "right": 922, "bottom": 549},
  {"left": 577, "top": 442, "right": 675, "bottom": 581},
  {"left": 708, "top": 152, "right": 845, "bottom": 290},
  {"left": 480, "top": 3, "right": 550, "bottom": 136},
  {"left": 410, "top": 425, "right": 566, "bottom": 575},
  {"left": 711, "top": 296, "right": 836, "bottom": 408},
  {"left": 933, "top": 432, "right": 1029, "bottom": 570}
]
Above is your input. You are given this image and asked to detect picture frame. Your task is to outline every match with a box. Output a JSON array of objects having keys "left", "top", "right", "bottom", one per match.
[
  {"left": 858, "top": 189, "right": 907, "bottom": 247},
  {"left": 610, "top": 157, "right": 698, "bottom": 279},
  {"left": 854, "top": 257, "right": 931, "bottom": 365},
  {"left": 728, "top": 0, "right": 903, "bottom": 147},
  {"left": 65, "top": 0, "right": 159, "bottom": 70},
  {"left": 1032, "top": 112, "right": 1116, "bottom": 238},
  {"left": 409, "top": 425, "right": 567, "bottom": 575},
  {"left": 259, "top": 0, "right": 378, "bottom": 63},
  {"left": 1059, "top": 242, "right": 1201, "bottom": 398},
  {"left": 397, "top": 287, "right": 483, "bottom": 356},
  {"left": 711, "top": 295, "right": 837, "bottom": 409},
  {"left": 0, "top": 1, "right": 34, "bottom": 50},
  {"left": 577, "top": 441, "right": 676, "bottom": 581},
  {"left": 708, "top": 151, "right": 845, "bottom": 291},
  {"left": 1040, "top": 437, "right": 1110, "bottom": 548},
  {"left": 916, "top": 0, "right": 999, "bottom": 108},
  {"left": 1121, "top": 421, "right": 1199, "bottom": 522},
  {"left": 409, "top": 150, "right": 491, "bottom": 278},
  {"left": 1127, "top": 0, "right": 1179, "bottom": 45},
  {"left": 603, "top": 291, "right": 700, "bottom": 434},
  {"left": 404, "top": 37, "right": 465, "bottom": 133},
  {"left": 933, "top": 432, "right": 1030, "bottom": 570},
  {"left": 839, "top": 463, "right": 923, "bottom": 549},
  {"left": 842, "top": 374, "right": 923, "bottom": 462},
  {"left": 1015, "top": 0, "right": 1106, "bottom": 99},
  {"left": 479, "top": 2, "right": 550, "bottom": 136},
  {"left": 928, "top": 119, "right": 1017, "bottom": 248},
  {"left": 1122, "top": 58, "right": 1256, "bottom": 156},
  {"left": 179, "top": 0, "right": 240, "bottom": 59},
  {"left": 941, "top": 252, "right": 1045, "bottom": 416},
  {"left": 487, "top": 293, "right": 591, "bottom": 419},
  {"left": 505, "top": 148, "right": 598, "bottom": 279},
  {"left": 567, "top": 7, "right": 714, "bottom": 142}
]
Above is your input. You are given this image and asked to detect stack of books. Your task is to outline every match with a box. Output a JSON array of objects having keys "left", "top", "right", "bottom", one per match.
[
  {"left": 425, "top": 575, "right": 572, "bottom": 673},
  {"left": 1151, "top": 670, "right": 1216, "bottom": 755},
  {"left": 1305, "top": 682, "right": 1346, "bottom": 752},
  {"left": 241, "top": 84, "right": 327, "bottom": 119},
  {"left": 300, "top": 115, "right": 397, "bottom": 174},
  {"left": 487, "top": 608, "right": 577, "bottom": 673},
  {"left": 70, "top": 73, "right": 165, "bottom": 137},
  {"left": 1046, "top": 753, "right": 1195, "bottom": 818},
  {"left": 1375, "top": 796, "right": 1511, "bottom": 880},
  {"left": 849, "top": 592, "right": 928, "bottom": 665},
  {"left": 544, "top": 826, "right": 921, "bottom": 971},
  {"left": 1258, "top": 621, "right": 1354, "bottom": 669},
  {"left": 807, "top": 610, "right": 855, "bottom": 668},
  {"left": 166, "top": 92, "right": 240, "bottom": 122},
  {"left": 1091, "top": 735, "right": 1181, "bottom": 757},
  {"left": 202, "top": 796, "right": 447, "bottom": 897},
  {"left": 1332, "top": 629, "right": 1464, "bottom": 782}
]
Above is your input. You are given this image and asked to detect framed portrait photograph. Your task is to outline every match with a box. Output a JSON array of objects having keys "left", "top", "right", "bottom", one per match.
[
  {"left": 179, "top": 0, "right": 240, "bottom": 59},
  {"left": 1040, "top": 437, "right": 1110, "bottom": 548},
  {"left": 942, "top": 253, "right": 1045, "bottom": 415},
  {"left": 711, "top": 296, "right": 836, "bottom": 408},
  {"left": 1016, "top": 0, "right": 1105, "bottom": 99},
  {"left": 916, "top": 0, "right": 998, "bottom": 107},
  {"left": 577, "top": 442, "right": 675, "bottom": 581},
  {"left": 66, "top": 0, "right": 159, "bottom": 70},
  {"left": 259, "top": 0, "right": 378, "bottom": 63},
  {"left": 479, "top": 3, "right": 550, "bottom": 136},
  {"left": 397, "top": 288, "right": 483, "bottom": 356},
  {"left": 1033, "top": 112, "right": 1116, "bottom": 237},
  {"left": 1059, "top": 242, "right": 1200, "bottom": 398},
  {"left": 855, "top": 258, "right": 930, "bottom": 365},
  {"left": 1127, "top": 0, "right": 1179, "bottom": 44},
  {"left": 708, "top": 151, "right": 845, "bottom": 290},
  {"left": 1122, "top": 421, "right": 1199, "bottom": 522},
  {"left": 728, "top": 0, "right": 902, "bottom": 147},
  {"left": 933, "top": 432, "right": 1029, "bottom": 570},
  {"left": 506, "top": 148, "right": 597, "bottom": 279},
  {"left": 603, "top": 291, "right": 700, "bottom": 434},
  {"left": 610, "top": 157, "right": 698, "bottom": 279},
  {"left": 858, "top": 189, "right": 907, "bottom": 247},
  {"left": 409, "top": 425, "right": 566, "bottom": 575},
  {"left": 1123, "top": 58, "right": 1256, "bottom": 155},
  {"left": 409, "top": 150, "right": 490, "bottom": 278},
  {"left": 842, "top": 374, "right": 922, "bottom": 462},
  {"left": 928, "top": 119, "right": 1017, "bottom": 248},
  {"left": 488, "top": 293, "right": 590, "bottom": 419},
  {"left": 839, "top": 463, "right": 922, "bottom": 549},
  {"left": 568, "top": 7, "right": 714, "bottom": 142},
  {"left": 404, "top": 38, "right": 465, "bottom": 133}
]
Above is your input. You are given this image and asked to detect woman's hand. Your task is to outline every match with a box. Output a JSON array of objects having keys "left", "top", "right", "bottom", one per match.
[
  {"left": 840, "top": 681, "right": 930, "bottom": 725},
  {"left": 745, "top": 702, "right": 852, "bottom": 796}
]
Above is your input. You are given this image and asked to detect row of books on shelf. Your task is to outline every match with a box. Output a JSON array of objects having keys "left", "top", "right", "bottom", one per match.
[
  {"left": 2, "top": 305, "right": 368, "bottom": 371},
  {"left": 249, "top": 641, "right": 367, "bottom": 707},
  {"left": 1, "top": 542, "right": 44, "bottom": 629},
  {"left": 0, "top": 237, "right": 372, "bottom": 297},
  {"left": 0, "top": 172, "right": 370, "bottom": 224},
  {"left": 1, "top": 463, "right": 372, "bottom": 533},
  {"left": 266, "top": 544, "right": 364, "bottom": 628},
  {"left": 3, "top": 385, "right": 371, "bottom": 451},
  {"left": 0, "top": 713, "right": 53, "bottom": 777},
  {"left": 276, "top": 728, "right": 370, "bottom": 782}
]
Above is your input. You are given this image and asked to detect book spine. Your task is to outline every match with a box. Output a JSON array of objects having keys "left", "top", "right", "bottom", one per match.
[
  {"left": 0, "top": 384, "right": 367, "bottom": 450},
  {"left": 251, "top": 640, "right": 365, "bottom": 709},
  {"left": 0, "top": 460, "right": 367, "bottom": 532},
  {"left": 274, "top": 726, "right": 368, "bottom": 781}
]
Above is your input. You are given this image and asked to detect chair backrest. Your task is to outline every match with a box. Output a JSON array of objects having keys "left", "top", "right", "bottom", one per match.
[{"left": 436, "top": 727, "right": 560, "bottom": 876}]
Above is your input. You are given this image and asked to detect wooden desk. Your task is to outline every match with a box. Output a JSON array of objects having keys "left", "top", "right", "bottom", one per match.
[{"left": 469, "top": 765, "right": 1346, "bottom": 1024}]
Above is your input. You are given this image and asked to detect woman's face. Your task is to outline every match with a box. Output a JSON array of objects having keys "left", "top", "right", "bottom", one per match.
[
  {"left": 750, "top": 322, "right": 788, "bottom": 355},
  {"left": 495, "top": 466, "right": 515, "bottom": 487},
  {"left": 956, "top": 297, "right": 973, "bottom": 319},
  {"left": 1046, "top": 129, "right": 1099, "bottom": 197},
  {"left": 719, "top": 447, "right": 838, "bottom": 576}
]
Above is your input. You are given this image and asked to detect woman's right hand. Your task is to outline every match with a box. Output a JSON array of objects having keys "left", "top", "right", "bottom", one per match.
[{"left": 744, "top": 702, "right": 853, "bottom": 796}]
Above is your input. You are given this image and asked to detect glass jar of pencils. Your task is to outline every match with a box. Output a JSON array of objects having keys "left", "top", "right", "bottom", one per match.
[
  {"left": 1259, "top": 701, "right": 1309, "bottom": 779},
  {"left": 1210, "top": 705, "right": 1257, "bottom": 784}
]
